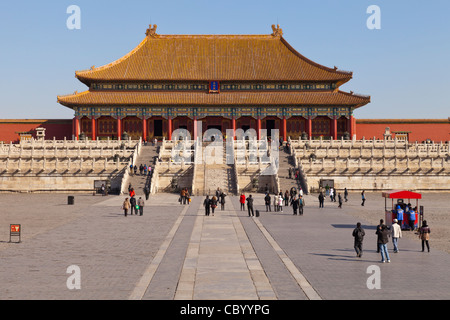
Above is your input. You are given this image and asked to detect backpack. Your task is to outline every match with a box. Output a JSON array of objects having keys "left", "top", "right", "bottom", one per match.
[{"left": 355, "top": 228, "right": 364, "bottom": 241}]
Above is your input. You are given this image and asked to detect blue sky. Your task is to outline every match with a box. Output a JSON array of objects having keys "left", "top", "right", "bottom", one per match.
[{"left": 0, "top": 0, "right": 449, "bottom": 119}]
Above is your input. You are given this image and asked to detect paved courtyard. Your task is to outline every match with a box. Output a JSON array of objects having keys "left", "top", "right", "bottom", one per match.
[{"left": 0, "top": 191, "right": 449, "bottom": 301}]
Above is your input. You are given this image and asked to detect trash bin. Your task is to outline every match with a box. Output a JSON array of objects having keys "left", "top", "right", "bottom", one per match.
[
  {"left": 255, "top": 210, "right": 260, "bottom": 217},
  {"left": 68, "top": 196, "right": 74, "bottom": 205}
]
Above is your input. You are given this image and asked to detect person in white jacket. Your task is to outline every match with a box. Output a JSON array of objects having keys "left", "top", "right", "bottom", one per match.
[{"left": 392, "top": 219, "right": 402, "bottom": 253}]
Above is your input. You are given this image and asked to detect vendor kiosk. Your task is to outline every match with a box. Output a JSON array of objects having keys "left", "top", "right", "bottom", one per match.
[{"left": 382, "top": 190, "right": 422, "bottom": 230}]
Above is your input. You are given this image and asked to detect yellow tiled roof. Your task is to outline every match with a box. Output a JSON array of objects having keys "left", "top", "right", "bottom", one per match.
[
  {"left": 75, "top": 34, "right": 353, "bottom": 84},
  {"left": 58, "top": 90, "right": 370, "bottom": 108}
]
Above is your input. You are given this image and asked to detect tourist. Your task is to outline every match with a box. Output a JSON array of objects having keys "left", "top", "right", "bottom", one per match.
[
  {"left": 211, "top": 196, "right": 218, "bottom": 216},
  {"left": 278, "top": 193, "right": 283, "bottom": 212},
  {"left": 129, "top": 164, "right": 133, "bottom": 175},
  {"left": 203, "top": 195, "right": 211, "bottom": 216},
  {"left": 299, "top": 195, "right": 305, "bottom": 215},
  {"left": 137, "top": 197, "right": 145, "bottom": 216},
  {"left": 284, "top": 190, "right": 289, "bottom": 206},
  {"left": 144, "top": 186, "right": 150, "bottom": 200},
  {"left": 329, "top": 187, "right": 334, "bottom": 202},
  {"left": 375, "top": 219, "right": 385, "bottom": 253},
  {"left": 180, "top": 189, "right": 186, "bottom": 204},
  {"left": 219, "top": 192, "right": 226, "bottom": 210},
  {"left": 239, "top": 193, "right": 246, "bottom": 211},
  {"left": 361, "top": 190, "right": 366, "bottom": 206},
  {"left": 409, "top": 207, "right": 417, "bottom": 231},
  {"left": 130, "top": 195, "right": 137, "bottom": 215},
  {"left": 247, "top": 194, "right": 254, "bottom": 217},
  {"left": 344, "top": 188, "right": 348, "bottom": 202},
  {"left": 396, "top": 205, "right": 404, "bottom": 230},
  {"left": 264, "top": 193, "right": 271, "bottom": 212},
  {"left": 133, "top": 165, "right": 137, "bottom": 175},
  {"left": 338, "top": 193, "right": 343, "bottom": 208},
  {"left": 185, "top": 188, "right": 190, "bottom": 205},
  {"left": 419, "top": 220, "right": 431, "bottom": 252},
  {"left": 139, "top": 164, "right": 143, "bottom": 175},
  {"left": 318, "top": 192, "right": 324, "bottom": 208},
  {"left": 273, "top": 193, "right": 278, "bottom": 212},
  {"left": 352, "top": 222, "right": 365, "bottom": 258},
  {"left": 391, "top": 219, "right": 402, "bottom": 253},
  {"left": 129, "top": 188, "right": 135, "bottom": 198},
  {"left": 101, "top": 183, "right": 106, "bottom": 196},
  {"left": 376, "top": 224, "right": 391, "bottom": 263},
  {"left": 122, "top": 198, "right": 130, "bottom": 217},
  {"left": 291, "top": 194, "right": 299, "bottom": 215}
]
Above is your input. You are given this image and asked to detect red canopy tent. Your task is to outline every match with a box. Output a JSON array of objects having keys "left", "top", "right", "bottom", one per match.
[{"left": 382, "top": 190, "right": 422, "bottom": 229}]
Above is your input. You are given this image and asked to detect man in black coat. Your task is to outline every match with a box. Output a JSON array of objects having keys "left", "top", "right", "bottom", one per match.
[
  {"left": 291, "top": 195, "right": 299, "bottom": 215},
  {"left": 318, "top": 192, "right": 324, "bottom": 208},
  {"left": 264, "top": 193, "right": 271, "bottom": 212},
  {"left": 203, "top": 195, "right": 211, "bottom": 216},
  {"left": 247, "top": 195, "right": 254, "bottom": 217},
  {"left": 352, "top": 222, "right": 365, "bottom": 257},
  {"left": 130, "top": 196, "right": 137, "bottom": 215}
]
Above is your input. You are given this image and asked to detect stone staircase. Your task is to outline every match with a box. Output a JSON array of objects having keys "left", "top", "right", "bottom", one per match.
[
  {"left": 277, "top": 145, "right": 302, "bottom": 195},
  {"left": 124, "top": 143, "right": 159, "bottom": 197},
  {"left": 192, "top": 142, "right": 237, "bottom": 196}
]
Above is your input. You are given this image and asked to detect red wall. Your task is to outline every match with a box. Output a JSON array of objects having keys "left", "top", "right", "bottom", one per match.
[
  {"left": 356, "top": 119, "right": 450, "bottom": 142},
  {"left": 0, "top": 120, "right": 72, "bottom": 143},
  {"left": 1, "top": 118, "right": 449, "bottom": 143}
]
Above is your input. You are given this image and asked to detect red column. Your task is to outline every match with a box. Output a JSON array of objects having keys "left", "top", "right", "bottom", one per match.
[
  {"left": 282, "top": 116, "right": 287, "bottom": 142},
  {"left": 91, "top": 117, "right": 96, "bottom": 140},
  {"left": 349, "top": 115, "right": 355, "bottom": 139},
  {"left": 332, "top": 117, "right": 337, "bottom": 140},
  {"left": 168, "top": 116, "right": 172, "bottom": 140},
  {"left": 142, "top": 118, "right": 147, "bottom": 142},
  {"left": 256, "top": 116, "right": 261, "bottom": 140},
  {"left": 193, "top": 116, "right": 198, "bottom": 141},
  {"left": 232, "top": 116, "right": 236, "bottom": 140},
  {"left": 75, "top": 117, "right": 80, "bottom": 140},
  {"left": 307, "top": 117, "right": 312, "bottom": 139},
  {"left": 117, "top": 118, "right": 122, "bottom": 140}
]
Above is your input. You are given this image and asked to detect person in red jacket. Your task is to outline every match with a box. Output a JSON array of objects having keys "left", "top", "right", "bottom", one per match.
[{"left": 239, "top": 193, "right": 246, "bottom": 211}]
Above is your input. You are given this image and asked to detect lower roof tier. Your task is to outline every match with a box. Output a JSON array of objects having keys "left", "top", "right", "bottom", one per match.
[{"left": 58, "top": 90, "right": 370, "bottom": 108}]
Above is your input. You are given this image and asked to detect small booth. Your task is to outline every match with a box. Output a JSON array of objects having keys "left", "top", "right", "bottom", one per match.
[{"left": 382, "top": 190, "right": 422, "bottom": 230}]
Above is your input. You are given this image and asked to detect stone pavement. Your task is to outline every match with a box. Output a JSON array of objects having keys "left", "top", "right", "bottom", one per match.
[{"left": 0, "top": 192, "right": 449, "bottom": 300}]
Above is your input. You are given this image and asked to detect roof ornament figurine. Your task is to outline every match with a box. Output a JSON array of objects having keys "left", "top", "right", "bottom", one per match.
[
  {"left": 146, "top": 24, "right": 158, "bottom": 37},
  {"left": 271, "top": 24, "right": 283, "bottom": 37}
]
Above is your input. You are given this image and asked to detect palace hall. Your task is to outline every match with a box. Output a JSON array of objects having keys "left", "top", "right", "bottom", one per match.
[{"left": 57, "top": 25, "right": 371, "bottom": 141}]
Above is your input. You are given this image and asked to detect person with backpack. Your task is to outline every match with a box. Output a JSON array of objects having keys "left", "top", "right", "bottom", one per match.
[
  {"left": 299, "top": 195, "right": 305, "bottom": 215},
  {"left": 352, "top": 222, "right": 365, "bottom": 258}
]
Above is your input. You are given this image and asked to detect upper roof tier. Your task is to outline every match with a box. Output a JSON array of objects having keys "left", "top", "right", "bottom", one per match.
[{"left": 75, "top": 25, "right": 353, "bottom": 86}]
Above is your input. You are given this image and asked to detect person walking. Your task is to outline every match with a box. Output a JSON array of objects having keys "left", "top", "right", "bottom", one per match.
[
  {"left": 203, "top": 195, "right": 211, "bottom": 216},
  {"left": 273, "top": 193, "right": 278, "bottom": 212},
  {"left": 318, "top": 192, "right": 324, "bottom": 208},
  {"left": 344, "top": 188, "right": 348, "bottom": 202},
  {"left": 137, "top": 197, "right": 145, "bottom": 216},
  {"left": 352, "top": 222, "right": 365, "bottom": 258},
  {"left": 130, "top": 195, "right": 137, "bottom": 215},
  {"left": 338, "top": 193, "right": 343, "bottom": 209},
  {"left": 278, "top": 193, "right": 284, "bottom": 212},
  {"left": 391, "top": 219, "right": 402, "bottom": 253},
  {"left": 299, "top": 195, "right": 305, "bottom": 215},
  {"left": 409, "top": 207, "right": 417, "bottom": 231},
  {"left": 219, "top": 192, "right": 226, "bottom": 210},
  {"left": 329, "top": 187, "right": 334, "bottom": 202},
  {"left": 284, "top": 190, "right": 289, "bottom": 207},
  {"left": 396, "top": 205, "right": 404, "bottom": 230},
  {"left": 291, "top": 194, "right": 299, "bottom": 215},
  {"left": 211, "top": 196, "right": 218, "bottom": 216},
  {"left": 361, "top": 190, "right": 366, "bottom": 206},
  {"left": 376, "top": 224, "right": 391, "bottom": 263},
  {"left": 122, "top": 198, "right": 130, "bottom": 217},
  {"left": 239, "top": 193, "right": 246, "bottom": 211},
  {"left": 247, "top": 194, "right": 254, "bottom": 217},
  {"left": 264, "top": 193, "right": 271, "bottom": 212},
  {"left": 419, "top": 220, "right": 431, "bottom": 252},
  {"left": 376, "top": 219, "right": 385, "bottom": 253}
]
